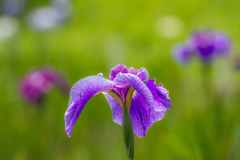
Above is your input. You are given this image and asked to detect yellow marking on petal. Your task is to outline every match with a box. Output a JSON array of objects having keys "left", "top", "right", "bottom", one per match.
[
  {"left": 102, "top": 90, "right": 123, "bottom": 107},
  {"left": 125, "top": 87, "right": 135, "bottom": 109}
]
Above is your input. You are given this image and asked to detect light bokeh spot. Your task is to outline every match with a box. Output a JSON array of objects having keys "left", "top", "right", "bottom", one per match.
[{"left": 155, "top": 15, "right": 184, "bottom": 38}]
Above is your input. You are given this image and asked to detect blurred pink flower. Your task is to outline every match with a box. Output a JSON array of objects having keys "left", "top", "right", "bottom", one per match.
[{"left": 19, "top": 67, "right": 70, "bottom": 104}]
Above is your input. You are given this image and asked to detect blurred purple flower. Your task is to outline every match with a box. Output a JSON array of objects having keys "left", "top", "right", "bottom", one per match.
[
  {"left": 19, "top": 67, "right": 69, "bottom": 104},
  {"left": 65, "top": 64, "right": 171, "bottom": 137},
  {"left": 172, "top": 30, "right": 231, "bottom": 64},
  {"left": 0, "top": 0, "right": 24, "bottom": 16},
  {"left": 28, "top": 7, "right": 64, "bottom": 31},
  {"left": 27, "top": 0, "right": 73, "bottom": 31},
  {"left": 172, "top": 40, "right": 195, "bottom": 64}
]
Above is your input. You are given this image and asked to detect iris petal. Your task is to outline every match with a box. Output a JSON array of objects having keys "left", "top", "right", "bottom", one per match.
[
  {"left": 102, "top": 77, "right": 171, "bottom": 138},
  {"left": 172, "top": 43, "right": 192, "bottom": 64},
  {"left": 104, "top": 89, "right": 166, "bottom": 138},
  {"left": 214, "top": 33, "right": 231, "bottom": 53},
  {"left": 128, "top": 67, "right": 137, "bottom": 75},
  {"left": 103, "top": 93, "right": 122, "bottom": 125},
  {"left": 64, "top": 75, "right": 114, "bottom": 137},
  {"left": 129, "top": 79, "right": 171, "bottom": 137},
  {"left": 113, "top": 73, "right": 153, "bottom": 107},
  {"left": 103, "top": 82, "right": 169, "bottom": 138},
  {"left": 146, "top": 79, "right": 171, "bottom": 110},
  {"left": 137, "top": 68, "right": 149, "bottom": 81},
  {"left": 109, "top": 64, "right": 128, "bottom": 81},
  {"left": 130, "top": 93, "right": 166, "bottom": 137}
]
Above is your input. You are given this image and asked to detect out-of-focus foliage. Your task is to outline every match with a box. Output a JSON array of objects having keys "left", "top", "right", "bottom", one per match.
[{"left": 0, "top": 0, "right": 240, "bottom": 159}]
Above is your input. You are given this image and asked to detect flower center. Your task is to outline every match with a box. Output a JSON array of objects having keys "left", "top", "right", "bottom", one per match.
[{"left": 103, "top": 86, "right": 135, "bottom": 109}]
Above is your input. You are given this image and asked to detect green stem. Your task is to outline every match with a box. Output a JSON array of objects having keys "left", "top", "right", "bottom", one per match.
[
  {"left": 201, "top": 64, "right": 212, "bottom": 103},
  {"left": 122, "top": 105, "right": 134, "bottom": 160}
]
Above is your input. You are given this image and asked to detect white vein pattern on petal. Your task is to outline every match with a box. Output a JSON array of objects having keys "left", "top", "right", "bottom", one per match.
[
  {"left": 130, "top": 97, "right": 147, "bottom": 137},
  {"left": 130, "top": 88, "right": 167, "bottom": 137},
  {"left": 146, "top": 79, "right": 171, "bottom": 110}
]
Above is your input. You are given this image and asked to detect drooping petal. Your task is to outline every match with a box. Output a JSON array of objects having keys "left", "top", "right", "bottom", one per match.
[
  {"left": 113, "top": 73, "right": 153, "bottom": 107},
  {"left": 64, "top": 76, "right": 114, "bottom": 137},
  {"left": 130, "top": 91, "right": 167, "bottom": 137},
  {"left": 146, "top": 79, "right": 171, "bottom": 110},
  {"left": 137, "top": 68, "right": 149, "bottom": 81},
  {"left": 103, "top": 93, "right": 122, "bottom": 125},
  {"left": 109, "top": 64, "right": 128, "bottom": 81}
]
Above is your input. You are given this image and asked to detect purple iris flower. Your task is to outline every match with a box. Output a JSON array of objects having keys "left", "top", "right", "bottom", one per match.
[
  {"left": 65, "top": 64, "right": 171, "bottom": 137},
  {"left": 172, "top": 30, "right": 231, "bottom": 64},
  {"left": 19, "top": 68, "right": 69, "bottom": 104}
]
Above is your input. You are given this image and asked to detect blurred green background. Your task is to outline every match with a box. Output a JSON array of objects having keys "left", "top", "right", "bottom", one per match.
[{"left": 1, "top": 0, "right": 240, "bottom": 159}]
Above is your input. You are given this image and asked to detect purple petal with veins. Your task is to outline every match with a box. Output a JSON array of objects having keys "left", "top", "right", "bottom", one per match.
[
  {"left": 137, "top": 68, "right": 149, "bottom": 81},
  {"left": 128, "top": 67, "right": 137, "bottom": 75},
  {"left": 65, "top": 76, "right": 114, "bottom": 137},
  {"left": 109, "top": 64, "right": 128, "bottom": 81},
  {"left": 113, "top": 73, "right": 153, "bottom": 107},
  {"left": 130, "top": 91, "right": 166, "bottom": 137},
  {"left": 103, "top": 81, "right": 169, "bottom": 137},
  {"left": 103, "top": 93, "right": 122, "bottom": 125},
  {"left": 146, "top": 79, "right": 171, "bottom": 110}
]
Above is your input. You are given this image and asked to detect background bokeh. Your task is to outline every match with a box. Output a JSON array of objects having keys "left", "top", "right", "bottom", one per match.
[{"left": 1, "top": 0, "right": 240, "bottom": 159}]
